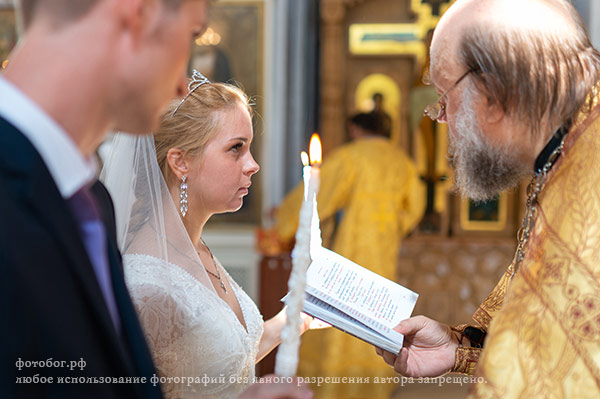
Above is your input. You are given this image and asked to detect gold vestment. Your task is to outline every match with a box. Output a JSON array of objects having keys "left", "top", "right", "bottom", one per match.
[{"left": 467, "top": 104, "right": 600, "bottom": 398}]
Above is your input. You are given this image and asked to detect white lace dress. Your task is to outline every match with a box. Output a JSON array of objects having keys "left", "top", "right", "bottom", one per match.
[{"left": 123, "top": 254, "right": 264, "bottom": 399}]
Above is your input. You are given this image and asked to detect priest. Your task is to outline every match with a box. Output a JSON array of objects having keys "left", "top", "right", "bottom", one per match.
[{"left": 377, "top": 1, "right": 600, "bottom": 398}]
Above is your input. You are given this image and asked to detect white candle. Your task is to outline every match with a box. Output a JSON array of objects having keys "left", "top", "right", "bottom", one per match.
[
  {"left": 309, "top": 166, "right": 322, "bottom": 256},
  {"left": 275, "top": 135, "right": 321, "bottom": 377},
  {"left": 309, "top": 135, "right": 323, "bottom": 256}
]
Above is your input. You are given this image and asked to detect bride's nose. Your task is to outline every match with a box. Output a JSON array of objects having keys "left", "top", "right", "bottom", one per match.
[{"left": 244, "top": 153, "right": 260, "bottom": 176}]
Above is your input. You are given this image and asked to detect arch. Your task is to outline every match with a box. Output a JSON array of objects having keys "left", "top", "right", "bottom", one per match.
[{"left": 354, "top": 73, "right": 401, "bottom": 143}]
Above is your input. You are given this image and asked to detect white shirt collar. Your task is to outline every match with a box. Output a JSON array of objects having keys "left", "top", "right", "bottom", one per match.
[{"left": 0, "top": 75, "right": 96, "bottom": 198}]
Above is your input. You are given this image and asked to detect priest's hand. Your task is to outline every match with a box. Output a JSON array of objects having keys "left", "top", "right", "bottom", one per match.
[
  {"left": 375, "top": 315, "right": 458, "bottom": 377},
  {"left": 238, "top": 375, "right": 313, "bottom": 399}
]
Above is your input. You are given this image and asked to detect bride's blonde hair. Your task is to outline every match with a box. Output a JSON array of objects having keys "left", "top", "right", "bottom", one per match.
[{"left": 154, "top": 82, "right": 252, "bottom": 185}]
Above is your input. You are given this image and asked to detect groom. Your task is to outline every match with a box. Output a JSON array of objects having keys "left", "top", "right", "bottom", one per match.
[{"left": 0, "top": 1, "right": 311, "bottom": 399}]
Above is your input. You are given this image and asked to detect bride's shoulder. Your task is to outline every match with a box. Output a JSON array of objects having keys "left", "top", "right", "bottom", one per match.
[
  {"left": 123, "top": 253, "right": 177, "bottom": 284},
  {"left": 122, "top": 254, "right": 208, "bottom": 297},
  {"left": 124, "top": 253, "right": 170, "bottom": 269}
]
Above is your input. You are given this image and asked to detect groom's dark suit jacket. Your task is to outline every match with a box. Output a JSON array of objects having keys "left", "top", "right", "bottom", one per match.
[{"left": 0, "top": 117, "right": 163, "bottom": 399}]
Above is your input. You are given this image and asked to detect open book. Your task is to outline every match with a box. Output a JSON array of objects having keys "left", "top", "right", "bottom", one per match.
[{"left": 298, "top": 247, "right": 418, "bottom": 354}]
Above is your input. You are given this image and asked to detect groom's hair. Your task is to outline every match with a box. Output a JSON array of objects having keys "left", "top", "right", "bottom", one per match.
[{"left": 17, "top": 0, "right": 184, "bottom": 31}]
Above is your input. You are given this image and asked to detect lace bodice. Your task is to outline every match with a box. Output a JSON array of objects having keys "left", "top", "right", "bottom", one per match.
[{"left": 124, "top": 254, "right": 264, "bottom": 399}]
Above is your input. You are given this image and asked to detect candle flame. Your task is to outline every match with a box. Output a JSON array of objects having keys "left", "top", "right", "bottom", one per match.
[
  {"left": 300, "top": 151, "right": 309, "bottom": 167},
  {"left": 309, "top": 133, "right": 322, "bottom": 165}
]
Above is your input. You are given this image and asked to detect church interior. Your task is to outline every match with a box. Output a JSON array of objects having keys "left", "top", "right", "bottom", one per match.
[{"left": 2, "top": 0, "right": 599, "bottom": 398}]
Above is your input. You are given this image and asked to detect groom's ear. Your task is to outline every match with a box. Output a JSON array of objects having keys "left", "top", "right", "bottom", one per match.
[
  {"left": 117, "top": 0, "right": 158, "bottom": 41},
  {"left": 166, "top": 148, "right": 189, "bottom": 180}
]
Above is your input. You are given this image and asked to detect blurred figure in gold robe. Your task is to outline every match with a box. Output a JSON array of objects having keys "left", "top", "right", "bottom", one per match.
[{"left": 277, "top": 112, "right": 425, "bottom": 398}]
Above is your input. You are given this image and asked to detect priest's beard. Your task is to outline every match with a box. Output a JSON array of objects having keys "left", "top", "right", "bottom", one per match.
[{"left": 448, "top": 87, "right": 530, "bottom": 201}]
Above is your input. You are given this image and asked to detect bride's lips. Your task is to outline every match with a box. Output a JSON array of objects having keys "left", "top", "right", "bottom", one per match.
[{"left": 238, "top": 183, "right": 251, "bottom": 194}]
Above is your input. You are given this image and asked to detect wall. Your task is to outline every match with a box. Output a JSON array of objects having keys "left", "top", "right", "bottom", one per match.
[
  {"left": 203, "top": 226, "right": 260, "bottom": 302},
  {"left": 397, "top": 237, "right": 514, "bottom": 326},
  {"left": 574, "top": 0, "right": 600, "bottom": 49}
]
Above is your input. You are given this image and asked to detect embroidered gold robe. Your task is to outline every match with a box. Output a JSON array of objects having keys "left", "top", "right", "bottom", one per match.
[{"left": 467, "top": 105, "right": 600, "bottom": 398}]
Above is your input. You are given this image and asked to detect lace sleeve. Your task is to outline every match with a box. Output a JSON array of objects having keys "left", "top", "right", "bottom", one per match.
[
  {"left": 125, "top": 254, "right": 207, "bottom": 398},
  {"left": 127, "top": 278, "right": 187, "bottom": 387}
]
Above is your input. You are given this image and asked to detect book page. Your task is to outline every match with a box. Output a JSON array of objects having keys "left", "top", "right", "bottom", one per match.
[
  {"left": 306, "top": 247, "right": 418, "bottom": 335},
  {"left": 303, "top": 294, "right": 403, "bottom": 353}
]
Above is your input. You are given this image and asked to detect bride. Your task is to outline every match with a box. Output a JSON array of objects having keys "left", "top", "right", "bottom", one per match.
[{"left": 101, "top": 72, "right": 322, "bottom": 399}]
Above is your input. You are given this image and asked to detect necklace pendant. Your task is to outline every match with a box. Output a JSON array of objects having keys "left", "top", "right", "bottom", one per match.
[{"left": 221, "top": 281, "right": 227, "bottom": 293}]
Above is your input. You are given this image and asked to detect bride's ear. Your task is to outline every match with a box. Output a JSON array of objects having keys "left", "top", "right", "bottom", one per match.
[{"left": 166, "top": 148, "right": 189, "bottom": 180}]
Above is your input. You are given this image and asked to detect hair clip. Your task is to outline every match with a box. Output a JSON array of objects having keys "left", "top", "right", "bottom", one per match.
[{"left": 169, "top": 70, "right": 211, "bottom": 117}]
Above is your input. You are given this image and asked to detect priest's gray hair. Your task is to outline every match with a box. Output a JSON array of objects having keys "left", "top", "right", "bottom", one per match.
[{"left": 458, "top": 0, "right": 600, "bottom": 137}]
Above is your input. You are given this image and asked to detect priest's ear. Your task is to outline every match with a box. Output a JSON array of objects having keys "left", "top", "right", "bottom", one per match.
[
  {"left": 166, "top": 148, "right": 189, "bottom": 182},
  {"left": 483, "top": 96, "right": 505, "bottom": 125},
  {"left": 476, "top": 73, "right": 505, "bottom": 125}
]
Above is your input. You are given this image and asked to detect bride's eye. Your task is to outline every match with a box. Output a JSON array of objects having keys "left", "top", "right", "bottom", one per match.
[{"left": 230, "top": 143, "right": 243, "bottom": 152}]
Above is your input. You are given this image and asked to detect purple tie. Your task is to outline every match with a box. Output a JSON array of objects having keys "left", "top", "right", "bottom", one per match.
[{"left": 68, "top": 184, "right": 121, "bottom": 333}]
